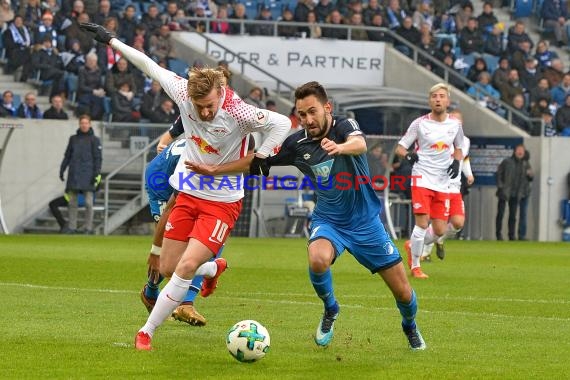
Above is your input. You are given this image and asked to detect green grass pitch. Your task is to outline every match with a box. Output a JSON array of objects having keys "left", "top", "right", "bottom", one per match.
[{"left": 1, "top": 235, "right": 569, "bottom": 379}]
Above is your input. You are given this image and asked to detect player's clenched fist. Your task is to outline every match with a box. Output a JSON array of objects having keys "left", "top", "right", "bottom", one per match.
[{"left": 79, "top": 22, "right": 114, "bottom": 44}]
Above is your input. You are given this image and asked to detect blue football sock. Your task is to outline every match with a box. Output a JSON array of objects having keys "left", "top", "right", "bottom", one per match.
[
  {"left": 182, "top": 275, "right": 202, "bottom": 303},
  {"left": 309, "top": 268, "right": 337, "bottom": 310},
  {"left": 396, "top": 289, "right": 418, "bottom": 328},
  {"left": 145, "top": 274, "right": 164, "bottom": 299}
]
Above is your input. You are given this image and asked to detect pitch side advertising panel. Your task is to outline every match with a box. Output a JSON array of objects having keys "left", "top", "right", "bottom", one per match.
[
  {"left": 469, "top": 137, "right": 523, "bottom": 186},
  {"left": 180, "top": 33, "right": 385, "bottom": 88}
]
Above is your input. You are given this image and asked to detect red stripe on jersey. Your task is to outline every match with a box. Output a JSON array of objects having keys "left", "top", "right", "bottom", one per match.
[{"left": 221, "top": 86, "right": 234, "bottom": 110}]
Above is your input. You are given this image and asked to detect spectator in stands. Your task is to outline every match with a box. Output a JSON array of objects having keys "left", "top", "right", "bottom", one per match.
[
  {"left": 298, "top": 10, "right": 322, "bottom": 39},
  {"left": 133, "top": 24, "right": 150, "bottom": 54},
  {"left": 541, "top": 57, "right": 565, "bottom": 88},
  {"left": 3, "top": 15, "right": 33, "bottom": 81},
  {"left": 510, "top": 93, "right": 532, "bottom": 132},
  {"left": 363, "top": 0, "right": 383, "bottom": 26},
  {"left": 530, "top": 78, "right": 552, "bottom": 109},
  {"left": 366, "top": 143, "right": 386, "bottom": 179},
  {"left": 96, "top": 17, "right": 120, "bottom": 72},
  {"left": 61, "top": 0, "right": 85, "bottom": 20},
  {"left": 507, "top": 20, "right": 534, "bottom": 55},
  {"left": 497, "top": 68, "right": 525, "bottom": 105},
  {"left": 534, "top": 39, "right": 558, "bottom": 69},
  {"left": 188, "top": 5, "right": 208, "bottom": 32},
  {"left": 555, "top": 94, "right": 570, "bottom": 135},
  {"left": 551, "top": 72, "right": 570, "bottom": 107},
  {"left": 289, "top": 106, "right": 300, "bottom": 129},
  {"left": 31, "top": 36, "right": 66, "bottom": 98},
  {"left": 540, "top": 0, "right": 570, "bottom": 47},
  {"left": 394, "top": 16, "right": 421, "bottom": 57},
  {"left": 476, "top": 1, "right": 498, "bottom": 37},
  {"left": 412, "top": 1, "right": 434, "bottom": 31},
  {"left": 228, "top": 3, "right": 249, "bottom": 35},
  {"left": 385, "top": 0, "right": 406, "bottom": 30},
  {"left": 540, "top": 110, "right": 557, "bottom": 136},
  {"left": 140, "top": 80, "right": 167, "bottom": 121},
  {"left": 0, "top": 0, "right": 15, "bottom": 30},
  {"left": 511, "top": 40, "right": 533, "bottom": 72},
  {"left": 265, "top": 99, "right": 277, "bottom": 112},
  {"left": 433, "top": 11, "right": 457, "bottom": 46},
  {"left": 104, "top": 58, "right": 137, "bottom": 95},
  {"left": 64, "top": 12, "right": 93, "bottom": 54},
  {"left": 434, "top": 39, "right": 455, "bottom": 62},
  {"left": 149, "top": 24, "right": 175, "bottom": 62},
  {"left": 141, "top": 4, "right": 163, "bottom": 37},
  {"left": 467, "top": 71, "right": 501, "bottom": 108},
  {"left": 92, "top": 0, "right": 117, "bottom": 26},
  {"left": 454, "top": 1, "right": 474, "bottom": 32},
  {"left": 118, "top": 5, "right": 138, "bottom": 45},
  {"left": 76, "top": 52, "right": 105, "bottom": 119},
  {"left": 19, "top": 0, "right": 42, "bottom": 29},
  {"left": 458, "top": 16, "right": 484, "bottom": 56},
  {"left": 367, "top": 13, "right": 391, "bottom": 42},
  {"left": 111, "top": 81, "right": 139, "bottom": 122},
  {"left": 483, "top": 22, "right": 505, "bottom": 57},
  {"left": 0, "top": 90, "right": 17, "bottom": 117},
  {"left": 244, "top": 86, "right": 265, "bottom": 108},
  {"left": 61, "top": 38, "right": 85, "bottom": 75},
  {"left": 294, "top": 0, "right": 314, "bottom": 23},
  {"left": 315, "top": 0, "right": 335, "bottom": 23},
  {"left": 278, "top": 8, "right": 298, "bottom": 38},
  {"left": 348, "top": 12, "right": 368, "bottom": 41},
  {"left": 418, "top": 33, "right": 437, "bottom": 70},
  {"left": 149, "top": 98, "right": 177, "bottom": 124},
  {"left": 17, "top": 92, "right": 42, "bottom": 118},
  {"left": 188, "top": 0, "right": 218, "bottom": 19},
  {"left": 59, "top": 114, "right": 102, "bottom": 235},
  {"left": 519, "top": 57, "right": 540, "bottom": 95},
  {"left": 161, "top": 0, "right": 179, "bottom": 26},
  {"left": 530, "top": 96, "right": 554, "bottom": 118},
  {"left": 322, "top": 9, "right": 348, "bottom": 40},
  {"left": 34, "top": 11, "right": 59, "bottom": 49},
  {"left": 210, "top": 7, "right": 231, "bottom": 34},
  {"left": 43, "top": 94, "right": 69, "bottom": 119},
  {"left": 466, "top": 57, "right": 488, "bottom": 83},
  {"left": 495, "top": 144, "right": 533, "bottom": 241},
  {"left": 492, "top": 56, "right": 510, "bottom": 90},
  {"left": 251, "top": 5, "right": 274, "bottom": 36},
  {"left": 435, "top": 53, "right": 465, "bottom": 91}
]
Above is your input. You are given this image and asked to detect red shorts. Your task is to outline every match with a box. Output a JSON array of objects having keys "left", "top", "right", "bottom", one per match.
[
  {"left": 164, "top": 193, "right": 242, "bottom": 254},
  {"left": 411, "top": 186, "right": 449, "bottom": 220},
  {"left": 448, "top": 192, "right": 465, "bottom": 217}
]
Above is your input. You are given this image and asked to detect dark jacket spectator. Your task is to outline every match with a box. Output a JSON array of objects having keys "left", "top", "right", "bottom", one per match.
[
  {"left": 476, "top": 2, "right": 498, "bottom": 35},
  {"left": 321, "top": 10, "right": 348, "bottom": 40},
  {"left": 315, "top": 0, "right": 335, "bottom": 23},
  {"left": 2, "top": 16, "right": 33, "bottom": 81},
  {"left": 31, "top": 38, "right": 66, "bottom": 97},
  {"left": 141, "top": 4, "right": 164, "bottom": 36},
  {"left": 251, "top": 6, "right": 274, "bottom": 36},
  {"left": 294, "top": 0, "right": 313, "bottom": 22},
  {"left": 118, "top": 5, "right": 138, "bottom": 45},
  {"left": 277, "top": 9, "right": 298, "bottom": 38},
  {"left": 228, "top": 3, "right": 250, "bottom": 35},
  {"left": 104, "top": 59, "right": 138, "bottom": 95},
  {"left": 367, "top": 14, "right": 393, "bottom": 42},
  {"left": 150, "top": 99, "right": 178, "bottom": 124},
  {"left": 555, "top": 95, "right": 570, "bottom": 132},
  {"left": 466, "top": 57, "right": 488, "bottom": 83},
  {"left": 141, "top": 81, "right": 168, "bottom": 120},
  {"left": 76, "top": 52, "right": 105, "bottom": 120},
  {"left": 43, "top": 95, "right": 69, "bottom": 120},
  {"left": 111, "top": 82, "right": 139, "bottom": 122},
  {"left": 507, "top": 21, "right": 534, "bottom": 55},
  {"left": 458, "top": 17, "right": 484, "bottom": 55}
]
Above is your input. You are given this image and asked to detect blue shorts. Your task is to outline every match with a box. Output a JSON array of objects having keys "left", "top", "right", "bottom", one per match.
[
  {"left": 308, "top": 215, "right": 401, "bottom": 273},
  {"left": 148, "top": 197, "right": 168, "bottom": 222}
]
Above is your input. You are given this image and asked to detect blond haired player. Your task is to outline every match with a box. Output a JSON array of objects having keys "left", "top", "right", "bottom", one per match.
[{"left": 395, "top": 83, "right": 464, "bottom": 279}]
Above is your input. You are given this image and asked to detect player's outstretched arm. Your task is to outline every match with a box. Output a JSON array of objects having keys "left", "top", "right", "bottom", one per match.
[
  {"left": 185, "top": 154, "right": 255, "bottom": 175},
  {"left": 80, "top": 23, "right": 172, "bottom": 85},
  {"left": 321, "top": 135, "right": 366, "bottom": 156}
]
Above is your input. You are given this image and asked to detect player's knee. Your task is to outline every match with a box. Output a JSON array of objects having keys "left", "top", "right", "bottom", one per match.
[{"left": 308, "top": 251, "right": 333, "bottom": 272}]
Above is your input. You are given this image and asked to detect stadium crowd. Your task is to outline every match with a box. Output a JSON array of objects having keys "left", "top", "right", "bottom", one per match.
[{"left": 1, "top": 0, "right": 570, "bottom": 135}]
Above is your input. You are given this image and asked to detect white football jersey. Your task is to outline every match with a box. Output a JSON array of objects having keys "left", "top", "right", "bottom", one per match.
[
  {"left": 449, "top": 136, "right": 471, "bottom": 193},
  {"left": 398, "top": 113, "right": 464, "bottom": 193},
  {"left": 109, "top": 39, "right": 291, "bottom": 203}
]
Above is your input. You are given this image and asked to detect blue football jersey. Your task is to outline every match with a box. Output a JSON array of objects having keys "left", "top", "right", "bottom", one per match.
[
  {"left": 145, "top": 139, "right": 186, "bottom": 202},
  {"left": 268, "top": 116, "right": 381, "bottom": 227}
]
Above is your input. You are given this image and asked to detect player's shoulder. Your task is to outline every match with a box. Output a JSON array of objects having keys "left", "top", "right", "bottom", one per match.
[
  {"left": 283, "top": 129, "right": 309, "bottom": 147},
  {"left": 411, "top": 114, "right": 430, "bottom": 126},
  {"left": 333, "top": 116, "right": 363, "bottom": 136}
]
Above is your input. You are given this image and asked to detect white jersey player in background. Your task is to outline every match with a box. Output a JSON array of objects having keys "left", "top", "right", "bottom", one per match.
[
  {"left": 395, "top": 83, "right": 464, "bottom": 279},
  {"left": 79, "top": 23, "right": 291, "bottom": 350},
  {"left": 422, "top": 110, "right": 475, "bottom": 261}
]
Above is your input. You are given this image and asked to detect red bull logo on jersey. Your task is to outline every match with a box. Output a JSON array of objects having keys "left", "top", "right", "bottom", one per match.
[
  {"left": 190, "top": 134, "right": 221, "bottom": 155},
  {"left": 430, "top": 141, "right": 450, "bottom": 152}
]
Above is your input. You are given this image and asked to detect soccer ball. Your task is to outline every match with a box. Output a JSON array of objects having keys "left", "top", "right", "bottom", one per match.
[{"left": 226, "top": 320, "right": 270, "bottom": 363}]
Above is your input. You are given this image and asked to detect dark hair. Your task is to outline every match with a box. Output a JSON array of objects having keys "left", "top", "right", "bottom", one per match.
[{"left": 294, "top": 81, "right": 328, "bottom": 104}]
